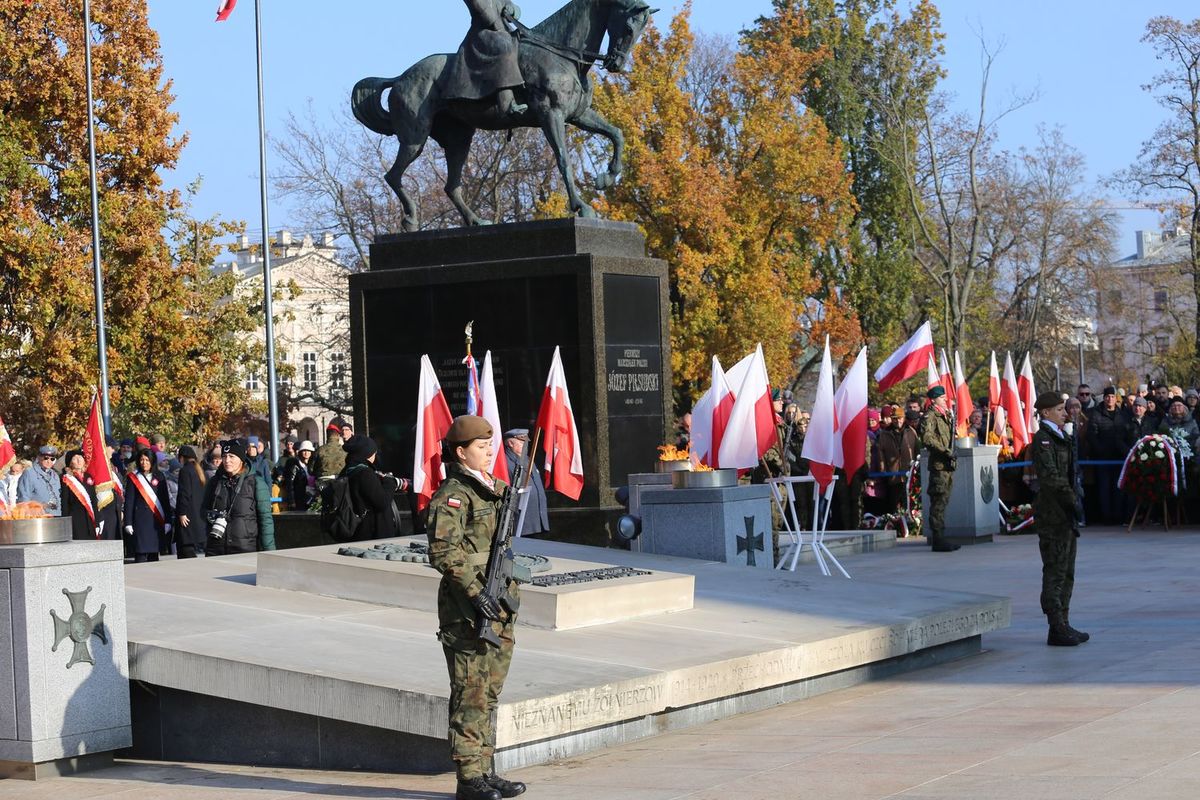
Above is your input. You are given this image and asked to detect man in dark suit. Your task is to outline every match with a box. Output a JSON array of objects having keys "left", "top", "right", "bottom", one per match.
[{"left": 503, "top": 428, "right": 548, "bottom": 536}]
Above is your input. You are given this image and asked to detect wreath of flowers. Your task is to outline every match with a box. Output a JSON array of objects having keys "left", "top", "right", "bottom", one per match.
[
  {"left": 1001, "top": 503, "right": 1034, "bottom": 534},
  {"left": 904, "top": 461, "right": 923, "bottom": 536},
  {"left": 1117, "top": 434, "right": 1179, "bottom": 504}
]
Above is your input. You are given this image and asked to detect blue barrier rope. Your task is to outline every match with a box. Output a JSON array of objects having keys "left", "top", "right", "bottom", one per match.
[{"left": 867, "top": 458, "right": 1126, "bottom": 479}]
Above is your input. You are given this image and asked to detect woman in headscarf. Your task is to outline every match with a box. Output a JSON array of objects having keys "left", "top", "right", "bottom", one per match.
[
  {"left": 123, "top": 448, "right": 173, "bottom": 563},
  {"left": 174, "top": 445, "right": 208, "bottom": 558}
]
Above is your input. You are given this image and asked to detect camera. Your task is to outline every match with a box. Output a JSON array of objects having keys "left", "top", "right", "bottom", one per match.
[{"left": 206, "top": 510, "right": 228, "bottom": 539}]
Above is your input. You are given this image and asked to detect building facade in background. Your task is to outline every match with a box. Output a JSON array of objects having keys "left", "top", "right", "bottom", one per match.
[
  {"left": 1095, "top": 225, "right": 1194, "bottom": 387},
  {"left": 216, "top": 231, "right": 351, "bottom": 445}
]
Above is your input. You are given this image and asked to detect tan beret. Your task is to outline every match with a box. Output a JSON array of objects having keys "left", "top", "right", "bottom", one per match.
[{"left": 446, "top": 415, "right": 493, "bottom": 443}]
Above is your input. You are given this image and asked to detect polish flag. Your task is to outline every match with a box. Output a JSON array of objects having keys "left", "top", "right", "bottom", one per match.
[
  {"left": 801, "top": 337, "right": 840, "bottom": 492},
  {"left": 938, "top": 349, "right": 955, "bottom": 402},
  {"left": 478, "top": 351, "right": 509, "bottom": 482},
  {"left": 717, "top": 344, "right": 775, "bottom": 470},
  {"left": 1001, "top": 353, "right": 1029, "bottom": 454},
  {"left": 834, "top": 347, "right": 869, "bottom": 478},
  {"left": 413, "top": 355, "right": 454, "bottom": 512},
  {"left": 926, "top": 353, "right": 940, "bottom": 394},
  {"left": 535, "top": 346, "right": 584, "bottom": 500},
  {"left": 1018, "top": 353, "right": 1038, "bottom": 435},
  {"left": 689, "top": 356, "right": 736, "bottom": 468},
  {"left": 953, "top": 352, "right": 973, "bottom": 437},
  {"left": 215, "top": 0, "right": 237, "bottom": 22},
  {"left": 988, "top": 351, "right": 1001, "bottom": 411},
  {"left": 81, "top": 392, "right": 117, "bottom": 492},
  {"left": 0, "top": 414, "right": 14, "bottom": 473},
  {"left": 875, "top": 321, "right": 934, "bottom": 391}
]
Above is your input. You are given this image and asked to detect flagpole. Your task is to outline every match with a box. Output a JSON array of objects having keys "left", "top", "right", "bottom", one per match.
[
  {"left": 83, "top": 0, "right": 112, "bottom": 438},
  {"left": 254, "top": 0, "right": 281, "bottom": 464}
]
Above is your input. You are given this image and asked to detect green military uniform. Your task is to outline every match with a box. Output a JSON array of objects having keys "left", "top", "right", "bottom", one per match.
[
  {"left": 918, "top": 394, "right": 958, "bottom": 551},
  {"left": 311, "top": 435, "right": 346, "bottom": 480},
  {"left": 1029, "top": 389, "right": 1086, "bottom": 646},
  {"left": 427, "top": 461, "right": 516, "bottom": 784}
]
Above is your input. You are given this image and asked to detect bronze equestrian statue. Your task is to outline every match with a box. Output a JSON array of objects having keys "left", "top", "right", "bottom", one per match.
[{"left": 351, "top": 0, "right": 656, "bottom": 231}]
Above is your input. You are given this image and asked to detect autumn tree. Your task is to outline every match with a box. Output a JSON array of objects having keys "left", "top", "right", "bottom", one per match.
[
  {"left": 589, "top": 4, "right": 856, "bottom": 410},
  {"left": 1113, "top": 16, "right": 1200, "bottom": 381},
  {"left": 0, "top": 0, "right": 260, "bottom": 449}
]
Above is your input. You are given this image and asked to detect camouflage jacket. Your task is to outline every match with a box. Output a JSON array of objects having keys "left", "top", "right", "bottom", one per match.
[
  {"left": 919, "top": 407, "right": 956, "bottom": 471},
  {"left": 426, "top": 463, "right": 515, "bottom": 634},
  {"left": 1031, "top": 423, "right": 1077, "bottom": 536},
  {"left": 310, "top": 437, "right": 345, "bottom": 480}
]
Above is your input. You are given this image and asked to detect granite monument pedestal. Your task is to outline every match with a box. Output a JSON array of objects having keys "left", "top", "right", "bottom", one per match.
[
  {"left": 639, "top": 485, "right": 774, "bottom": 568},
  {"left": 0, "top": 529, "right": 130, "bottom": 779},
  {"left": 349, "top": 219, "right": 672, "bottom": 544},
  {"left": 921, "top": 444, "right": 1001, "bottom": 545}
]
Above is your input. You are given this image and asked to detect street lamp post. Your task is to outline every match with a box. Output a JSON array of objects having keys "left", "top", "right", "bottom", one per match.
[{"left": 82, "top": 0, "right": 111, "bottom": 437}]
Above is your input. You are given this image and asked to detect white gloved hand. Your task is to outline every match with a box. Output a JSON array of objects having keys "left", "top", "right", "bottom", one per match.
[{"left": 124, "top": 525, "right": 133, "bottom": 535}]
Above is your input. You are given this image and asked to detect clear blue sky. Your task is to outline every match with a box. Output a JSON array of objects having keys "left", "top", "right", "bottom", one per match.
[{"left": 147, "top": 1, "right": 1197, "bottom": 256}]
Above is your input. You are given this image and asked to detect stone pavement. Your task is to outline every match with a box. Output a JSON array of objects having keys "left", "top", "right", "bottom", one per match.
[{"left": 5, "top": 527, "right": 1199, "bottom": 799}]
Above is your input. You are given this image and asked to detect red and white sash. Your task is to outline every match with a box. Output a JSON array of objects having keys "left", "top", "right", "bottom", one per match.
[
  {"left": 131, "top": 473, "right": 167, "bottom": 526},
  {"left": 63, "top": 474, "right": 97, "bottom": 527}
]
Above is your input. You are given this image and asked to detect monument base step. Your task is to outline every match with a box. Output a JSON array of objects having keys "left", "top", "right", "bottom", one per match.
[{"left": 0, "top": 751, "right": 114, "bottom": 781}]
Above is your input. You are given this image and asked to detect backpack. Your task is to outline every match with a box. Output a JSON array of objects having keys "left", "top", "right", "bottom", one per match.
[{"left": 320, "top": 464, "right": 369, "bottom": 542}]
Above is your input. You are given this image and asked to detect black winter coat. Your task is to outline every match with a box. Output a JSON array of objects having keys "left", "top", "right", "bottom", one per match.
[
  {"left": 343, "top": 459, "right": 399, "bottom": 540},
  {"left": 60, "top": 473, "right": 99, "bottom": 541},
  {"left": 201, "top": 469, "right": 275, "bottom": 555},
  {"left": 174, "top": 463, "right": 208, "bottom": 549},
  {"left": 123, "top": 470, "right": 173, "bottom": 555},
  {"left": 1087, "top": 406, "right": 1126, "bottom": 459}
]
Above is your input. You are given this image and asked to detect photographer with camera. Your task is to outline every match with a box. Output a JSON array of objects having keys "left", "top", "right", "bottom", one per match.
[
  {"left": 339, "top": 434, "right": 405, "bottom": 540},
  {"left": 201, "top": 438, "right": 276, "bottom": 556}
]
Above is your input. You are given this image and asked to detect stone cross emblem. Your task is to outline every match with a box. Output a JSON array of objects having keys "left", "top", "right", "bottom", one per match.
[
  {"left": 50, "top": 586, "right": 107, "bottom": 669},
  {"left": 737, "top": 515, "right": 764, "bottom": 567}
]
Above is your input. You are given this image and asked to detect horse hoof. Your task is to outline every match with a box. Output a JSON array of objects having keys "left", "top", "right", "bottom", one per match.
[{"left": 595, "top": 173, "right": 614, "bottom": 190}]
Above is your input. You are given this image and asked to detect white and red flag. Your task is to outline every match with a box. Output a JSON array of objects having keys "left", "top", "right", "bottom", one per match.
[
  {"left": 938, "top": 348, "right": 955, "bottom": 401},
  {"left": 478, "top": 351, "right": 509, "bottom": 482},
  {"left": 413, "top": 355, "right": 454, "bottom": 512},
  {"left": 988, "top": 351, "right": 1001, "bottom": 411},
  {"left": 834, "top": 347, "right": 869, "bottom": 478},
  {"left": 926, "top": 353, "right": 940, "bottom": 395},
  {"left": 1002, "top": 352, "right": 1029, "bottom": 454},
  {"left": 1018, "top": 353, "right": 1038, "bottom": 435},
  {"left": 953, "top": 352, "right": 973, "bottom": 437},
  {"left": 535, "top": 346, "right": 584, "bottom": 500},
  {"left": 215, "top": 0, "right": 237, "bottom": 22},
  {"left": 717, "top": 344, "right": 775, "bottom": 470},
  {"left": 689, "top": 355, "right": 736, "bottom": 468},
  {"left": 81, "top": 392, "right": 118, "bottom": 493},
  {"left": 875, "top": 321, "right": 934, "bottom": 391},
  {"left": 0, "top": 413, "right": 14, "bottom": 473},
  {"left": 801, "top": 337, "right": 840, "bottom": 492}
]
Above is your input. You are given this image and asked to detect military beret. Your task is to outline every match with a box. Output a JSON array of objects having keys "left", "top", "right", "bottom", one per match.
[
  {"left": 1035, "top": 391, "right": 1064, "bottom": 411},
  {"left": 926, "top": 386, "right": 946, "bottom": 400},
  {"left": 446, "top": 415, "right": 493, "bottom": 443}
]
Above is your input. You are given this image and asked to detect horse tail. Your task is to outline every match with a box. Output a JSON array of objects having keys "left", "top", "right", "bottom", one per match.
[{"left": 351, "top": 76, "right": 399, "bottom": 136}]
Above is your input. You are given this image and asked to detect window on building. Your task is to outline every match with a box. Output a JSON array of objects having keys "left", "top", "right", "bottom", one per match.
[
  {"left": 302, "top": 352, "right": 318, "bottom": 392},
  {"left": 1156, "top": 335, "right": 1170, "bottom": 355},
  {"left": 277, "top": 351, "right": 291, "bottom": 392},
  {"left": 244, "top": 373, "right": 260, "bottom": 391},
  {"left": 330, "top": 352, "right": 347, "bottom": 395},
  {"left": 1154, "top": 288, "right": 1169, "bottom": 312}
]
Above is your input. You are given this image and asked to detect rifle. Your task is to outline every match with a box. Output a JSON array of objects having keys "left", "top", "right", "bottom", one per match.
[{"left": 474, "top": 430, "right": 538, "bottom": 648}]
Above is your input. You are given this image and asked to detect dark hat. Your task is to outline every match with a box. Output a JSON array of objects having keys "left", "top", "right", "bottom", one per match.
[
  {"left": 880, "top": 404, "right": 896, "bottom": 417},
  {"left": 329, "top": 416, "right": 347, "bottom": 430},
  {"left": 63, "top": 449, "right": 84, "bottom": 465},
  {"left": 904, "top": 409, "right": 921, "bottom": 421},
  {"left": 1035, "top": 391, "right": 1064, "bottom": 411},
  {"left": 283, "top": 434, "right": 298, "bottom": 444},
  {"left": 1133, "top": 396, "right": 1148, "bottom": 407},
  {"left": 221, "top": 438, "right": 248, "bottom": 462},
  {"left": 177, "top": 445, "right": 198, "bottom": 461},
  {"left": 246, "top": 435, "right": 261, "bottom": 446},
  {"left": 771, "top": 388, "right": 781, "bottom": 401},
  {"left": 342, "top": 433, "right": 378, "bottom": 461},
  {"left": 446, "top": 415, "right": 493, "bottom": 444},
  {"left": 926, "top": 386, "right": 946, "bottom": 400},
  {"left": 504, "top": 428, "right": 530, "bottom": 439},
  {"left": 105, "top": 435, "right": 117, "bottom": 447},
  {"left": 1102, "top": 386, "right": 1117, "bottom": 396},
  {"left": 119, "top": 438, "right": 134, "bottom": 448}
]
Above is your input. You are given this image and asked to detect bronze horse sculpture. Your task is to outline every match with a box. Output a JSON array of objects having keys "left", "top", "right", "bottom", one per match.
[{"left": 351, "top": 0, "right": 655, "bottom": 231}]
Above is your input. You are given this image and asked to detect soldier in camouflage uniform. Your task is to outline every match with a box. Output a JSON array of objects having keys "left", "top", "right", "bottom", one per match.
[
  {"left": 1031, "top": 391, "right": 1088, "bottom": 647},
  {"left": 427, "top": 415, "right": 526, "bottom": 800},
  {"left": 919, "top": 386, "right": 961, "bottom": 552}
]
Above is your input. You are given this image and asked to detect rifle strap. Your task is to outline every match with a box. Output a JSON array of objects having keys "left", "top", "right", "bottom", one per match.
[{"left": 463, "top": 551, "right": 491, "bottom": 567}]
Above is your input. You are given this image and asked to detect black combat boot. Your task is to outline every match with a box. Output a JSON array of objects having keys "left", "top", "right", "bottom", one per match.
[
  {"left": 1063, "top": 609, "right": 1090, "bottom": 643},
  {"left": 931, "top": 537, "right": 960, "bottom": 552},
  {"left": 1047, "top": 612, "right": 1080, "bottom": 647},
  {"left": 456, "top": 776, "right": 501, "bottom": 800},
  {"left": 485, "top": 773, "right": 527, "bottom": 797}
]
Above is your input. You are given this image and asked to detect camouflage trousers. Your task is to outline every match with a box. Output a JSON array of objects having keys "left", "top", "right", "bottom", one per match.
[
  {"left": 441, "top": 619, "right": 516, "bottom": 780},
  {"left": 1038, "top": 533, "right": 1077, "bottom": 615},
  {"left": 926, "top": 471, "right": 953, "bottom": 543}
]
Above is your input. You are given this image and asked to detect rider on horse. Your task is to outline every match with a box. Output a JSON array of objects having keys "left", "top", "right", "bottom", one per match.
[{"left": 443, "top": 0, "right": 529, "bottom": 118}]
